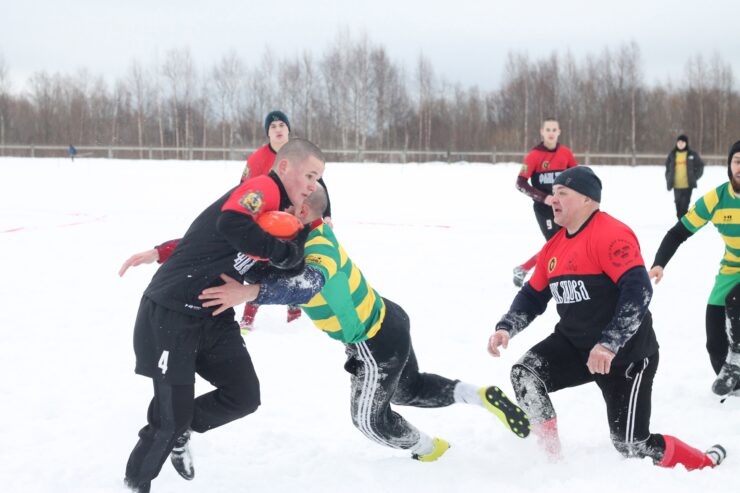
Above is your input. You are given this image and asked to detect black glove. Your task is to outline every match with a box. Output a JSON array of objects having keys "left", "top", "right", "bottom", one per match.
[
  {"left": 269, "top": 226, "right": 310, "bottom": 270},
  {"left": 270, "top": 240, "right": 305, "bottom": 270}
]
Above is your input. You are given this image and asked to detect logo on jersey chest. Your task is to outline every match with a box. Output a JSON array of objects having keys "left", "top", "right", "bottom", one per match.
[
  {"left": 548, "top": 257, "right": 557, "bottom": 273},
  {"left": 549, "top": 279, "right": 591, "bottom": 304},
  {"left": 239, "top": 190, "right": 264, "bottom": 215},
  {"left": 537, "top": 170, "right": 562, "bottom": 185},
  {"left": 608, "top": 238, "right": 638, "bottom": 268},
  {"left": 542, "top": 161, "right": 550, "bottom": 169}
]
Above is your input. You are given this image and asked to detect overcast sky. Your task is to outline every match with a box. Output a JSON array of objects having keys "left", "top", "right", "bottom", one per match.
[{"left": 3, "top": 0, "right": 740, "bottom": 92}]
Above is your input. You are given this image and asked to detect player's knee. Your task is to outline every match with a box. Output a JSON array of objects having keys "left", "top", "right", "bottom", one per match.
[
  {"left": 511, "top": 359, "right": 555, "bottom": 422},
  {"left": 511, "top": 355, "right": 546, "bottom": 397},
  {"left": 224, "top": 383, "right": 261, "bottom": 417}
]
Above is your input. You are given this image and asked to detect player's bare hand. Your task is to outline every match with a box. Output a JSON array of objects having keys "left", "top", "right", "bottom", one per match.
[
  {"left": 488, "top": 329, "right": 510, "bottom": 357},
  {"left": 544, "top": 195, "right": 554, "bottom": 206},
  {"left": 587, "top": 344, "right": 615, "bottom": 374},
  {"left": 323, "top": 216, "right": 333, "bottom": 228},
  {"left": 199, "top": 274, "right": 260, "bottom": 316},
  {"left": 648, "top": 266, "right": 664, "bottom": 284},
  {"left": 119, "top": 249, "right": 159, "bottom": 277}
]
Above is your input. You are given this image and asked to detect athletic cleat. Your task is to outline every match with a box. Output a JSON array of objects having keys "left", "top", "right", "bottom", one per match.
[
  {"left": 712, "top": 353, "right": 740, "bottom": 396},
  {"left": 170, "top": 430, "right": 194, "bottom": 480},
  {"left": 512, "top": 266, "right": 527, "bottom": 287},
  {"left": 479, "top": 386, "right": 530, "bottom": 438},
  {"left": 705, "top": 444, "right": 727, "bottom": 466},
  {"left": 412, "top": 437, "right": 450, "bottom": 462}
]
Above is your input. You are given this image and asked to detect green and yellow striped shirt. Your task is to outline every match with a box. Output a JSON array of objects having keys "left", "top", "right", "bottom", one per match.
[
  {"left": 300, "top": 224, "right": 386, "bottom": 343},
  {"left": 682, "top": 182, "right": 740, "bottom": 275}
]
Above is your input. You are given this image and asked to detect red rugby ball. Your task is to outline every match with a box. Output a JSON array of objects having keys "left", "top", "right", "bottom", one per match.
[{"left": 255, "top": 211, "right": 303, "bottom": 240}]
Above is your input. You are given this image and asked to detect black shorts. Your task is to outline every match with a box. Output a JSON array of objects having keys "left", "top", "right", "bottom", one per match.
[
  {"left": 533, "top": 202, "right": 561, "bottom": 241},
  {"left": 518, "top": 331, "right": 658, "bottom": 444},
  {"left": 133, "top": 296, "right": 249, "bottom": 385}
]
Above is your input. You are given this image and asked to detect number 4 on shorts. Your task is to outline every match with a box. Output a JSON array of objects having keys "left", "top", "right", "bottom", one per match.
[{"left": 158, "top": 350, "right": 170, "bottom": 375}]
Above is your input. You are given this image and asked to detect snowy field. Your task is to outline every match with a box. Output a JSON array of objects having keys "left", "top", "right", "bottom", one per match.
[{"left": 0, "top": 157, "right": 738, "bottom": 493}]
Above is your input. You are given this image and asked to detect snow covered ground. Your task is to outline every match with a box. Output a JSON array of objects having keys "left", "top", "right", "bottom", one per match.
[{"left": 0, "top": 157, "right": 737, "bottom": 493}]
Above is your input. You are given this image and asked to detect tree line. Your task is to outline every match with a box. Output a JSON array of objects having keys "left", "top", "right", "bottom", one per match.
[{"left": 0, "top": 32, "right": 736, "bottom": 160}]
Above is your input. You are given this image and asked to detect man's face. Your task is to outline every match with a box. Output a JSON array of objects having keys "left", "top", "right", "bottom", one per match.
[
  {"left": 279, "top": 155, "right": 324, "bottom": 210},
  {"left": 731, "top": 153, "right": 740, "bottom": 189},
  {"left": 540, "top": 121, "right": 561, "bottom": 148},
  {"left": 268, "top": 121, "right": 289, "bottom": 148},
  {"left": 552, "top": 184, "right": 587, "bottom": 229},
  {"left": 677, "top": 140, "right": 687, "bottom": 151}
]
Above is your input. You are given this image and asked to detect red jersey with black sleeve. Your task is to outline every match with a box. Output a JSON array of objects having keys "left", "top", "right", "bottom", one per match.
[
  {"left": 144, "top": 171, "right": 296, "bottom": 318},
  {"left": 498, "top": 211, "right": 658, "bottom": 366},
  {"left": 241, "top": 144, "right": 276, "bottom": 182},
  {"left": 516, "top": 143, "right": 577, "bottom": 202}
]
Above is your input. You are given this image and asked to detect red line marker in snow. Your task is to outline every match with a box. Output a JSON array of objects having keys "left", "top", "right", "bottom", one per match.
[{"left": 1, "top": 213, "right": 107, "bottom": 233}]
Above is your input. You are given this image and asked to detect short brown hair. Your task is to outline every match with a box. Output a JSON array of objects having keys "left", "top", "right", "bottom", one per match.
[{"left": 273, "top": 138, "right": 325, "bottom": 170}]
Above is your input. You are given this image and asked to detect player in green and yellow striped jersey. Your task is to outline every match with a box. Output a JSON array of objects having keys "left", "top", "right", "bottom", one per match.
[
  {"left": 650, "top": 140, "right": 740, "bottom": 397},
  {"left": 199, "top": 184, "right": 530, "bottom": 462}
]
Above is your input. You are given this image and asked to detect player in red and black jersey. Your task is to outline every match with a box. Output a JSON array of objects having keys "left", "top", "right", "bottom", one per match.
[
  {"left": 513, "top": 118, "right": 577, "bottom": 287},
  {"left": 121, "top": 139, "right": 325, "bottom": 493},
  {"left": 489, "top": 166, "right": 726, "bottom": 470},
  {"left": 238, "top": 111, "right": 332, "bottom": 331}
]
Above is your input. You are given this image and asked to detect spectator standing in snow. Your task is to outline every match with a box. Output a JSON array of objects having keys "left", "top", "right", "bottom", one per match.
[
  {"left": 663, "top": 134, "right": 705, "bottom": 219},
  {"left": 650, "top": 140, "right": 740, "bottom": 398}
]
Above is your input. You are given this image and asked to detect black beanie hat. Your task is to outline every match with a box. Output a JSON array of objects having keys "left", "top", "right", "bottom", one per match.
[
  {"left": 553, "top": 166, "right": 602, "bottom": 202},
  {"left": 727, "top": 140, "right": 740, "bottom": 180},
  {"left": 264, "top": 110, "right": 290, "bottom": 136},
  {"left": 677, "top": 134, "right": 689, "bottom": 146}
]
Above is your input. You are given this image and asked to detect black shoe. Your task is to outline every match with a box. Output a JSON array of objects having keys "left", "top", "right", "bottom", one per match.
[
  {"left": 124, "top": 477, "right": 151, "bottom": 493},
  {"left": 712, "top": 359, "right": 740, "bottom": 396},
  {"left": 170, "top": 430, "right": 194, "bottom": 480}
]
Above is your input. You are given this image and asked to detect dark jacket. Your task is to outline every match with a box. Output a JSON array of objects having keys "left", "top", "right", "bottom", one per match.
[{"left": 664, "top": 148, "right": 704, "bottom": 190}]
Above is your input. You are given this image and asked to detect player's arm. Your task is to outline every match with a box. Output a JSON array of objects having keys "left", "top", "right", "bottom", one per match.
[
  {"left": 199, "top": 266, "right": 325, "bottom": 316},
  {"left": 597, "top": 265, "right": 653, "bottom": 355},
  {"left": 252, "top": 265, "right": 326, "bottom": 305},
  {"left": 496, "top": 284, "right": 551, "bottom": 337},
  {"left": 219, "top": 182, "right": 308, "bottom": 269},
  {"left": 489, "top": 282, "right": 550, "bottom": 357},
  {"left": 651, "top": 221, "right": 693, "bottom": 270},
  {"left": 118, "top": 238, "right": 180, "bottom": 276},
  {"left": 515, "top": 176, "right": 549, "bottom": 203}
]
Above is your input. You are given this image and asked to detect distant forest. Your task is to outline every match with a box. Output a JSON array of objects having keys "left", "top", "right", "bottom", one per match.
[{"left": 0, "top": 32, "right": 737, "bottom": 157}]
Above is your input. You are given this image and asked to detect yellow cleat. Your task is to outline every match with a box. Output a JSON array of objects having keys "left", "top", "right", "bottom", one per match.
[
  {"left": 412, "top": 438, "right": 450, "bottom": 462},
  {"left": 480, "top": 386, "right": 530, "bottom": 438}
]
